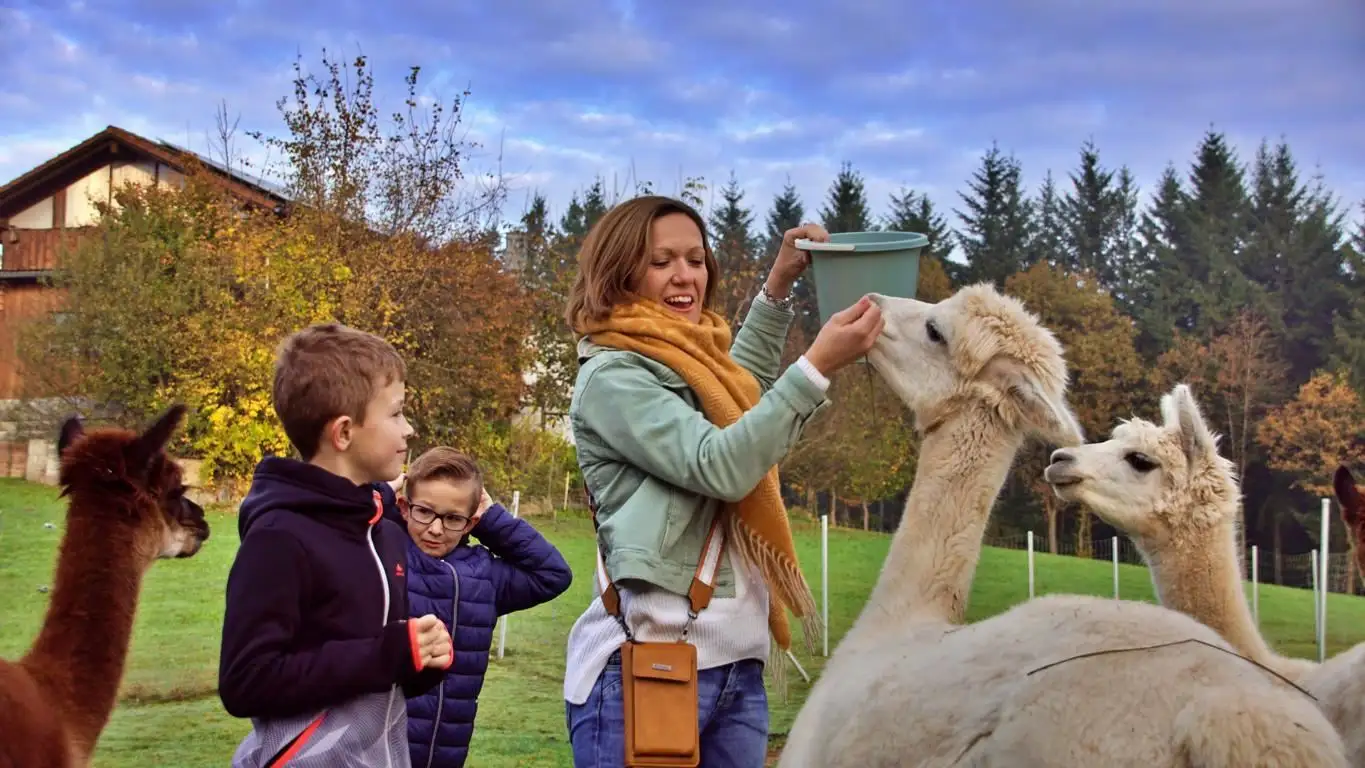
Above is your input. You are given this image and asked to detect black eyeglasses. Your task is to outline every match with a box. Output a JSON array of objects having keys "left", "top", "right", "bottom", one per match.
[{"left": 408, "top": 503, "right": 473, "bottom": 530}]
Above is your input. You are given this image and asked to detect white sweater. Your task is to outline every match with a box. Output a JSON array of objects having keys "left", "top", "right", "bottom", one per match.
[{"left": 563, "top": 550, "right": 771, "bottom": 705}]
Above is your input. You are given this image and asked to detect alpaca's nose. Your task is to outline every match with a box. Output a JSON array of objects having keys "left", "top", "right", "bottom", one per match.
[{"left": 1050, "top": 448, "right": 1074, "bottom": 465}]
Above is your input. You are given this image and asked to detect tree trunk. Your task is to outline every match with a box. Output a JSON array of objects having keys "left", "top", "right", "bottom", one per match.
[
  {"left": 862, "top": 501, "right": 870, "bottom": 531},
  {"left": 1076, "top": 510, "right": 1093, "bottom": 558},
  {"left": 1273, "top": 521, "right": 1283, "bottom": 585},
  {"left": 828, "top": 491, "right": 837, "bottom": 527},
  {"left": 1047, "top": 499, "right": 1059, "bottom": 555},
  {"left": 806, "top": 486, "right": 817, "bottom": 516}
]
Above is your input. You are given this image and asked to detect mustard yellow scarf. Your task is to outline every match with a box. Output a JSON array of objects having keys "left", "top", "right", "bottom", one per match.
[{"left": 579, "top": 299, "right": 822, "bottom": 659}]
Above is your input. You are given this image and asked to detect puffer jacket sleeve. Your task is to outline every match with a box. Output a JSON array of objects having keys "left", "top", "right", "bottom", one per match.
[{"left": 473, "top": 504, "right": 574, "bottom": 615}]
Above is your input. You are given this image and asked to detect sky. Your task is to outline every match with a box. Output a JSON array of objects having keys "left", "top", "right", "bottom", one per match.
[{"left": 2, "top": 0, "right": 1363, "bottom": 239}]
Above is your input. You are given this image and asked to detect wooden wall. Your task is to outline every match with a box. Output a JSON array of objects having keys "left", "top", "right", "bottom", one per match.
[
  {"left": 2, "top": 227, "right": 89, "bottom": 271},
  {"left": 0, "top": 228, "right": 90, "bottom": 399},
  {"left": 0, "top": 282, "right": 70, "bottom": 399}
]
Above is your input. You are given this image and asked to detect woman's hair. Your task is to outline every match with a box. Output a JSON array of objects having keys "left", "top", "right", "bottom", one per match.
[
  {"left": 563, "top": 195, "right": 720, "bottom": 333},
  {"left": 406, "top": 446, "right": 484, "bottom": 515}
]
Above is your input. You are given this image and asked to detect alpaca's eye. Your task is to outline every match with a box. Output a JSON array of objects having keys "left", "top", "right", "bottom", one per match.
[
  {"left": 1124, "top": 452, "right": 1159, "bottom": 473},
  {"left": 926, "top": 320, "right": 945, "bottom": 345}
]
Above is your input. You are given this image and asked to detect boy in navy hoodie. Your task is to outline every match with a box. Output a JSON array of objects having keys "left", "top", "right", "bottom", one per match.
[
  {"left": 388, "top": 448, "right": 572, "bottom": 768},
  {"left": 219, "top": 323, "right": 453, "bottom": 768}
]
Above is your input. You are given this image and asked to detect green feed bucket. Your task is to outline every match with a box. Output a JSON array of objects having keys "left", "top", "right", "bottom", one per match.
[{"left": 796, "top": 231, "right": 929, "bottom": 324}]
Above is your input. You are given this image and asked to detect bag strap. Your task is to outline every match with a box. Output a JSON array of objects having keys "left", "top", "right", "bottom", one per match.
[{"left": 586, "top": 484, "right": 725, "bottom": 642}]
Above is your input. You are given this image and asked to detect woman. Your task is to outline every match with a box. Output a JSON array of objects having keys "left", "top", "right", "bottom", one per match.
[{"left": 562, "top": 195, "right": 882, "bottom": 767}]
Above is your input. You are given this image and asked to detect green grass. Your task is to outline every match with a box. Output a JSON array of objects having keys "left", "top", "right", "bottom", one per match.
[{"left": 2, "top": 477, "right": 1363, "bottom": 766}]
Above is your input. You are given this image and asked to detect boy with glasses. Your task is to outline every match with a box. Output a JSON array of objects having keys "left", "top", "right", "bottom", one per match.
[{"left": 393, "top": 447, "right": 573, "bottom": 768}]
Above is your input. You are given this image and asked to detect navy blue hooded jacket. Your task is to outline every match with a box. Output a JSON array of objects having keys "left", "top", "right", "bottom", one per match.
[
  {"left": 391, "top": 501, "right": 573, "bottom": 768},
  {"left": 218, "top": 458, "right": 444, "bottom": 720}
]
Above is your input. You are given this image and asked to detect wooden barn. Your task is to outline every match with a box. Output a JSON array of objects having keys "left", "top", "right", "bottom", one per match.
[{"left": 0, "top": 125, "right": 287, "bottom": 481}]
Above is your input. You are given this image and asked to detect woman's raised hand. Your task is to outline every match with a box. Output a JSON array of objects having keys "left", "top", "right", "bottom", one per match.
[
  {"left": 766, "top": 222, "right": 830, "bottom": 298},
  {"left": 804, "top": 296, "right": 885, "bottom": 377}
]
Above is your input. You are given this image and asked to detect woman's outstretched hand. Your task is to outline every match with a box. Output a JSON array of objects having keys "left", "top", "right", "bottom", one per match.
[
  {"left": 804, "top": 296, "right": 885, "bottom": 377},
  {"left": 767, "top": 222, "right": 830, "bottom": 299}
]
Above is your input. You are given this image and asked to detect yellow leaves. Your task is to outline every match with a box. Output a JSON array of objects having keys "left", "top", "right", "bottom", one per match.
[
  {"left": 1256, "top": 370, "right": 1365, "bottom": 496},
  {"left": 1005, "top": 261, "right": 1143, "bottom": 437}
]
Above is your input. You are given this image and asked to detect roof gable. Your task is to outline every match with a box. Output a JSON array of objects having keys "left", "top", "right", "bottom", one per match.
[{"left": 0, "top": 125, "right": 289, "bottom": 220}]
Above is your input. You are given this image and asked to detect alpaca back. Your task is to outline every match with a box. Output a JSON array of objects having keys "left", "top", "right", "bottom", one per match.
[{"left": 781, "top": 595, "right": 1345, "bottom": 767}]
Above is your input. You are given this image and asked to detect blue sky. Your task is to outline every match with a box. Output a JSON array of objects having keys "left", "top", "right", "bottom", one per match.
[{"left": 2, "top": 0, "right": 1363, "bottom": 238}]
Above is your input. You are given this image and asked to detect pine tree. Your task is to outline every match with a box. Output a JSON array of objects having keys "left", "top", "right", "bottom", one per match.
[
  {"left": 764, "top": 179, "right": 805, "bottom": 256},
  {"left": 820, "top": 162, "right": 873, "bottom": 234},
  {"left": 1244, "top": 141, "right": 1348, "bottom": 384},
  {"left": 559, "top": 178, "right": 609, "bottom": 240},
  {"left": 763, "top": 181, "right": 819, "bottom": 340},
  {"left": 519, "top": 194, "right": 578, "bottom": 418},
  {"left": 1060, "top": 139, "right": 1120, "bottom": 279},
  {"left": 708, "top": 173, "right": 763, "bottom": 326},
  {"left": 1182, "top": 129, "right": 1256, "bottom": 335},
  {"left": 1328, "top": 216, "right": 1365, "bottom": 390},
  {"left": 1133, "top": 166, "right": 1191, "bottom": 354},
  {"left": 885, "top": 187, "right": 951, "bottom": 258},
  {"left": 1028, "top": 171, "right": 1066, "bottom": 269},
  {"left": 1108, "top": 166, "right": 1144, "bottom": 317},
  {"left": 953, "top": 143, "right": 1033, "bottom": 287}
]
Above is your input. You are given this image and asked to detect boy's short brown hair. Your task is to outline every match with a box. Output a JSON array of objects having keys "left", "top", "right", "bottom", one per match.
[
  {"left": 273, "top": 323, "right": 406, "bottom": 460},
  {"left": 406, "top": 447, "right": 483, "bottom": 515},
  {"left": 563, "top": 195, "right": 719, "bottom": 334}
]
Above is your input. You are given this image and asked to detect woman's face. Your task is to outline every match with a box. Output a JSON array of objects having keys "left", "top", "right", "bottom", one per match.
[{"left": 635, "top": 212, "right": 709, "bottom": 324}]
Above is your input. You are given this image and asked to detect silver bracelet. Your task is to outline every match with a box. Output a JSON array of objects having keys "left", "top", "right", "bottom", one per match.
[{"left": 760, "top": 282, "right": 795, "bottom": 310}]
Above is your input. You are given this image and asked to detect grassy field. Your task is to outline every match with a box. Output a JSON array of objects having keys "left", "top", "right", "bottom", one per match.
[{"left": 2, "top": 477, "right": 1363, "bottom": 766}]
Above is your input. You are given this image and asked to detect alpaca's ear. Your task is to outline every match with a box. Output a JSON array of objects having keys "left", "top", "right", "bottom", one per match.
[
  {"left": 1170, "top": 384, "right": 1218, "bottom": 464},
  {"left": 986, "top": 358, "right": 1085, "bottom": 447},
  {"left": 131, "top": 404, "right": 188, "bottom": 467},
  {"left": 1337, "top": 466, "right": 1363, "bottom": 525},
  {"left": 58, "top": 416, "right": 84, "bottom": 457}
]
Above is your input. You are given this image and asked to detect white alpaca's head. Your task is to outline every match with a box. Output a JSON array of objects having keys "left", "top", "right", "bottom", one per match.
[
  {"left": 1043, "top": 383, "right": 1239, "bottom": 544},
  {"left": 866, "top": 283, "right": 1084, "bottom": 447}
]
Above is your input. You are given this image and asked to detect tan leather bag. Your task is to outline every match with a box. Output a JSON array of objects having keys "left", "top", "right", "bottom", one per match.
[{"left": 590, "top": 490, "right": 725, "bottom": 768}]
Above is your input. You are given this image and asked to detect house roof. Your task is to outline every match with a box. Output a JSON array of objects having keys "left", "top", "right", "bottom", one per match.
[{"left": 0, "top": 125, "right": 290, "bottom": 221}]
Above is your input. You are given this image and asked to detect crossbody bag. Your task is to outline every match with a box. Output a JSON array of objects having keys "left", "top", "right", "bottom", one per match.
[{"left": 588, "top": 489, "right": 725, "bottom": 768}]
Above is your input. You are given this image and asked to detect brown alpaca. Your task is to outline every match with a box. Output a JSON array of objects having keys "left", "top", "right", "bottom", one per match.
[
  {"left": 1336, "top": 466, "right": 1364, "bottom": 563},
  {"left": 0, "top": 405, "right": 211, "bottom": 768}
]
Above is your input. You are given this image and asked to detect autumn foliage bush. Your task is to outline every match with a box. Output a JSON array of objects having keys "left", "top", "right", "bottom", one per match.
[{"left": 18, "top": 174, "right": 533, "bottom": 489}]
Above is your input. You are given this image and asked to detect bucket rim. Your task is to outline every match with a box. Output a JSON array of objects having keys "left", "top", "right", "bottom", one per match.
[{"left": 798, "top": 230, "right": 929, "bottom": 253}]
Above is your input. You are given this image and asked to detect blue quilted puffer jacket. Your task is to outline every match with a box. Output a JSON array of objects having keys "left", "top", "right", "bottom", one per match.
[{"left": 400, "top": 502, "right": 573, "bottom": 768}]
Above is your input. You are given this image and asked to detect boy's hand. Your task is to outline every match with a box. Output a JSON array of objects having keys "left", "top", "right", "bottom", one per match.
[
  {"left": 412, "top": 614, "right": 453, "bottom": 670},
  {"left": 472, "top": 487, "right": 494, "bottom": 527}
]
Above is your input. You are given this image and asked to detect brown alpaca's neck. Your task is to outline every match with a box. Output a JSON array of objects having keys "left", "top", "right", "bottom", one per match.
[
  {"left": 1142, "top": 518, "right": 1281, "bottom": 667},
  {"left": 22, "top": 500, "right": 150, "bottom": 760},
  {"left": 861, "top": 408, "right": 1022, "bottom": 628}
]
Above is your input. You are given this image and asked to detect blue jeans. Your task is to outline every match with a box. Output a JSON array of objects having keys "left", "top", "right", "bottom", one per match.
[{"left": 566, "top": 651, "right": 769, "bottom": 768}]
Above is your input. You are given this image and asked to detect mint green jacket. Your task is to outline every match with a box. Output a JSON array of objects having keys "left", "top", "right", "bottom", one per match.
[{"left": 570, "top": 296, "right": 829, "bottom": 599}]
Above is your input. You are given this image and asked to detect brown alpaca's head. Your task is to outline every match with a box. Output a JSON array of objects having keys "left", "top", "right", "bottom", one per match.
[
  {"left": 57, "top": 404, "right": 210, "bottom": 559},
  {"left": 1336, "top": 466, "right": 1364, "bottom": 569}
]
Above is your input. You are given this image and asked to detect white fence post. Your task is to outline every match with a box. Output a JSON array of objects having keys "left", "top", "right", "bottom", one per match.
[
  {"left": 1311, "top": 548, "right": 1320, "bottom": 662},
  {"left": 1250, "top": 545, "right": 1259, "bottom": 625},
  {"left": 821, "top": 512, "right": 829, "bottom": 658},
  {"left": 1320, "top": 497, "right": 1330, "bottom": 663},
  {"left": 1026, "top": 531, "right": 1036, "bottom": 599},
  {"left": 496, "top": 491, "right": 521, "bottom": 660},
  {"left": 1112, "top": 536, "right": 1120, "bottom": 599}
]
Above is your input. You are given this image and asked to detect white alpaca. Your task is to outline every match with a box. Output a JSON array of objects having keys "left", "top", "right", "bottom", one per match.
[
  {"left": 1044, "top": 383, "right": 1364, "bottom": 762},
  {"left": 778, "top": 287, "right": 1345, "bottom": 767}
]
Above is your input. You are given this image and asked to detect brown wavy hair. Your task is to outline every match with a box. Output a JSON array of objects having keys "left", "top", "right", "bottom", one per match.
[{"left": 564, "top": 195, "right": 720, "bottom": 334}]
